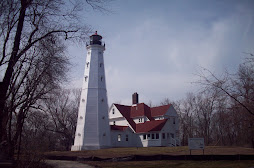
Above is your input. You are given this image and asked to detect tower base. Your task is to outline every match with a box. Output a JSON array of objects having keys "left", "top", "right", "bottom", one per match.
[{"left": 71, "top": 145, "right": 111, "bottom": 151}]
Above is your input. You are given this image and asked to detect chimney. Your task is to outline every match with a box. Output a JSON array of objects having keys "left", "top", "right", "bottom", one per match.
[{"left": 132, "top": 92, "right": 139, "bottom": 105}]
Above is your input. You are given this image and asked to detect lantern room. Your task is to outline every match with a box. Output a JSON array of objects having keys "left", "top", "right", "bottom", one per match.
[{"left": 90, "top": 31, "right": 102, "bottom": 45}]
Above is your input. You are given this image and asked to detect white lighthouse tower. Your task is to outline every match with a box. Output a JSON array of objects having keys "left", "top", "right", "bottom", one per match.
[{"left": 71, "top": 31, "right": 111, "bottom": 150}]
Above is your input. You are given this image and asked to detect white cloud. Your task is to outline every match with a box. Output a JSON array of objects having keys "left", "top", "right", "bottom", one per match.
[{"left": 68, "top": 0, "right": 254, "bottom": 106}]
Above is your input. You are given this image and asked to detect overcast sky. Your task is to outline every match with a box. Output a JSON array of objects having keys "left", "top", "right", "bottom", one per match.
[{"left": 68, "top": 0, "right": 254, "bottom": 106}]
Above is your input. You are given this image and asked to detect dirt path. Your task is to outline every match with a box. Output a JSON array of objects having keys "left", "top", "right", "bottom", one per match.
[{"left": 46, "top": 160, "right": 94, "bottom": 168}]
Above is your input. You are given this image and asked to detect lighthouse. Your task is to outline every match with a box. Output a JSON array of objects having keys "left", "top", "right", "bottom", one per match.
[{"left": 71, "top": 31, "right": 111, "bottom": 150}]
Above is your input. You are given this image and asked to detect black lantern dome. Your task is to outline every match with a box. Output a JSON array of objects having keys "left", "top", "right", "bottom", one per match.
[{"left": 90, "top": 31, "right": 102, "bottom": 45}]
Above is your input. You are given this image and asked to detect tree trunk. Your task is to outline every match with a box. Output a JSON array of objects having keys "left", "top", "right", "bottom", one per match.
[{"left": 0, "top": 0, "right": 28, "bottom": 160}]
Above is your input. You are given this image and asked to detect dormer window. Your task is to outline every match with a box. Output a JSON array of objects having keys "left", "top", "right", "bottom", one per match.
[{"left": 112, "top": 108, "right": 115, "bottom": 114}]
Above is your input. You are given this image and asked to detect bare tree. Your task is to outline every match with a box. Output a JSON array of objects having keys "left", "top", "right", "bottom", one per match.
[
  {"left": 3, "top": 34, "right": 69, "bottom": 159},
  {"left": 42, "top": 88, "right": 81, "bottom": 150},
  {"left": 196, "top": 54, "right": 254, "bottom": 147},
  {"left": 0, "top": 0, "right": 109, "bottom": 160}
]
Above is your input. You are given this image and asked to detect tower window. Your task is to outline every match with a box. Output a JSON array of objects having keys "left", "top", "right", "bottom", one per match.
[
  {"left": 86, "top": 62, "right": 89, "bottom": 68},
  {"left": 85, "top": 76, "right": 88, "bottom": 82},
  {"left": 102, "top": 116, "right": 105, "bottom": 119},
  {"left": 80, "top": 116, "right": 83, "bottom": 119},
  {"left": 78, "top": 133, "right": 81, "bottom": 136},
  {"left": 101, "top": 98, "right": 104, "bottom": 102},
  {"left": 103, "top": 133, "right": 106, "bottom": 136},
  {"left": 113, "top": 121, "right": 116, "bottom": 125},
  {"left": 100, "top": 63, "right": 103, "bottom": 67},
  {"left": 101, "top": 76, "right": 103, "bottom": 81},
  {"left": 88, "top": 51, "right": 90, "bottom": 55},
  {"left": 82, "top": 99, "right": 85, "bottom": 102},
  {"left": 112, "top": 108, "right": 115, "bottom": 114}
]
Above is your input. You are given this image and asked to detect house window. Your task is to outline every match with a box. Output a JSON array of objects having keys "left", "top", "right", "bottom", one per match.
[
  {"left": 143, "top": 134, "right": 146, "bottom": 140},
  {"left": 118, "top": 134, "right": 121, "bottom": 142},
  {"left": 156, "top": 133, "right": 159, "bottom": 139},
  {"left": 152, "top": 134, "right": 155, "bottom": 139},
  {"left": 173, "top": 118, "right": 175, "bottom": 124},
  {"left": 113, "top": 121, "right": 116, "bottom": 125},
  {"left": 126, "top": 135, "right": 128, "bottom": 141},
  {"left": 171, "top": 133, "right": 174, "bottom": 138},
  {"left": 167, "top": 133, "right": 170, "bottom": 139},
  {"left": 112, "top": 108, "right": 114, "bottom": 114},
  {"left": 147, "top": 134, "right": 150, "bottom": 139},
  {"left": 162, "top": 133, "right": 165, "bottom": 139}
]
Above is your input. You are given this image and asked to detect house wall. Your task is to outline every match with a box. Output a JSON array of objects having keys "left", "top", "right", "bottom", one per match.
[
  {"left": 136, "top": 119, "right": 180, "bottom": 147},
  {"left": 133, "top": 116, "right": 149, "bottom": 124},
  {"left": 109, "top": 117, "right": 129, "bottom": 126},
  {"left": 138, "top": 132, "right": 161, "bottom": 147},
  {"left": 111, "top": 128, "right": 136, "bottom": 147},
  {"left": 154, "top": 116, "right": 164, "bottom": 120},
  {"left": 109, "top": 103, "right": 181, "bottom": 147},
  {"left": 109, "top": 104, "right": 123, "bottom": 119}
]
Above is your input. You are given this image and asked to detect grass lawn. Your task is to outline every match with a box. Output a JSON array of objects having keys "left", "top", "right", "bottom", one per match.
[
  {"left": 46, "top": 146, "right": 254, "bottom": 158},
  {"left": 45, "top": 146, "right": 254, "bottom": 168},
  {"left": 83, "top": 160, "right": 254, "bottom": 168}
]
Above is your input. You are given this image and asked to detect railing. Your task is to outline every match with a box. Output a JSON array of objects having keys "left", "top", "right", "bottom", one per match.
[
  {"left": 86, "top": 41, "right": 105, "bottom": 46},
  {"left": 171, "top": 138, "right": 180, "bottom": 146}
]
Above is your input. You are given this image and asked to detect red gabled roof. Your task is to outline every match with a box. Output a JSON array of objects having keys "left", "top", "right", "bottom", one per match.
[
  {"left": 114, "top": 103, "right": 171, "bottom": 133},
  {"left": 111, "top": 125, "right": 129, "bottom": 131},
  {"left": 151, "top": 104, "right": 171, "bottom": 117},
  {"left": 135, "top": 119, "right": 168, "bottom": 133},
  {"left": 114, "top": 104, "right": 136, "bottom": 130},
  {"left": 130, "top": 103, "right": 148, "bottom": 118}
]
